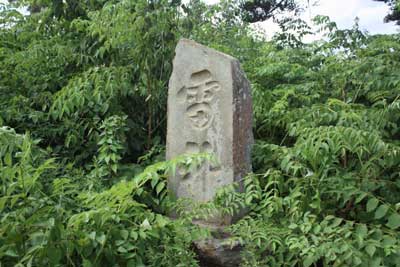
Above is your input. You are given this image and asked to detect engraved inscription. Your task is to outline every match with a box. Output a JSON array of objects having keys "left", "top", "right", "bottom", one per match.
[
  {"left": 187, "top": 103, "right": 212, "bottom": 129},
  {"left": 177, "top": 70, "right": 221, "bottom": 130},
  {"left": 185, "top": 141, "right": 213, "bottom": 154},
  {"left": 176, "top": 69, "right": 222, "bottom": 197},
  {"left": 179, "top": 141, "right": 221, "bottom": 181}
]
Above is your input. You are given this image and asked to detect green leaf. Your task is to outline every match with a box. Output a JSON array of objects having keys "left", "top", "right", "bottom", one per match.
[
  {"left": 111, "top": 164, "right": 118, "bottom": 173},
  {"left": 386, "top": 213, "right": 400, "bottom": 229},
  {"left": 117, "top": 246, "right": 127, "bottom": 253},
  {"left": 120, "top": 229, "right": 129, "bottom": 240},
  {"left": 356, "top": 224, "right": 368, "bottom": 238},
  {"left": 96, "top": 234, "right": 106, "bottom": 245},
  {"left": 4, "top": 248, "right": 18, "bottom": 257},
  {"left": 374, "top": 204, "right": 389, "bottom": 219},
  {"left": 115, "top": 240, "right": 125, "bottom": 246},
  {"left": 355, "top": 192, "right": 367, "bottom": 204},
  {"left": 303, "top": 255, "right": 315, "bottom": 267},
  {"left": 130, "top": 230, "right": 138, "bottom": 240},
  {"left": 156, "top": 182, "right": 165, "bottom": 195},
  {"left": 0, "top": 197, "right": 7, "bottom": 212},
  {"left": 365, "top": 244, "right": 376, "bottom": 257},
  {"left": 4, "top": 152, "right": 12, "bottom": 166},
  {"left": 155, "top": 215, "right": 168, "bottom": 227},
  {"left": 382, "top": 235, "right": 396, "bottom": 246},
  {"left": 127, "top": 260, "right": 136, "bottom": 267},
  {"left": 370, "top": 257, "right": 382, "bottom": 267},
  {"left": 151, "top": 177, "right": 158, "bottom": 188},
  {"left": 353, "top": 256, "right": 362, "bottom": 265},
  {"left": 83, "top": 259, "right": 92, "bottom": 267},
  {"left": 47, "top": 247, "right": 62, "bottom": 264},
  {"left": 89, "top": 231, "right": 96, "bottom": 240},
  {"left": 366, "top": 198, "right": 379, "bottom": 213},
  {"left": 141, "top": 218, "right": 151, "bottom": 230},
  {"left": 331, "top": 218, "right": 343, "bottom": 227}
]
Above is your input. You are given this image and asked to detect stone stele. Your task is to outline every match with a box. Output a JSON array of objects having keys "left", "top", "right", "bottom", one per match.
[{"left": 166, "top": 39, "right": 253, "bottom": 222}]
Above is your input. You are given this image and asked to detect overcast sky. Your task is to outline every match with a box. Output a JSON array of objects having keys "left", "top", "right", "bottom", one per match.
[
  {"left": 203, "top": 0, "right": 399, "bottom": 40},
  {"left": 303, "top": 0, "right": 398, "bottom": 34}
]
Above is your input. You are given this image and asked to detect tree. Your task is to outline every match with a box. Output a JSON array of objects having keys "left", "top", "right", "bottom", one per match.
[
  {"left": 375, "top": 0, "right": 400, "bottom": 25},
  {"left": 1, "top": 0, "right": 400, "bottom": 266},
  {"left": 239, "top": 0, "right": 299, "bottom": 23}
]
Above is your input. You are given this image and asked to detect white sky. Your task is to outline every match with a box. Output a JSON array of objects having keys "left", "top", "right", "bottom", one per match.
[
  {"left": 203, "top": 0, "right": 399, "bottom": 40},
  {"left": 305, "top": 0, "right": 398, "bottom": 34}
]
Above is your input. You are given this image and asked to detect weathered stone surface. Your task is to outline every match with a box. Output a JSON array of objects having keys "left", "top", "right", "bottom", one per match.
[
  {"left": 194, "top": 237, "right": 242, "bottom": 267},
  {"left": 166, "top": 39, "right": 253, "bottom": 223},
  {"left": 193, "top": 223, "right": 243, "bottom": 267}
]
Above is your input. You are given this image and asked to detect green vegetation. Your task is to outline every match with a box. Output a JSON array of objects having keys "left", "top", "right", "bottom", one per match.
[{"left": 0, "top": 0, "right": 399, "bottom": 266}]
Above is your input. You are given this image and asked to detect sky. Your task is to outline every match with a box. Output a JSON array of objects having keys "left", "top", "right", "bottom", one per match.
[
  {"left": 202, "top": 0, "right": 399, "bottom": 40},
  {"left": 304, "top": 0, "right": 398, "bottom": 34}
]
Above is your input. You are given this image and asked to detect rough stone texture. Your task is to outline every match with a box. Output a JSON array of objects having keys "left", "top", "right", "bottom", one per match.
[
  {"left": 195, "top": 238, "right": 242, "bottom": 267},
  {"left": 166, "top": 39, "right": 253, "bottom": 224},
  {"left": 193, "top": 223, "right": 243, "bottom": 267}
]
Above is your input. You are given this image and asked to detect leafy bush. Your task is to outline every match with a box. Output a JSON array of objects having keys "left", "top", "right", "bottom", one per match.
[{"left": 0, "top": 0, "right": 399, "bottom": 266}]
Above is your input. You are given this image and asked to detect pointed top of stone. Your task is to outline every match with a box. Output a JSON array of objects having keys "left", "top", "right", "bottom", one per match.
[{"left": 176, "top": 38, "right": 237, "bottom": 61}]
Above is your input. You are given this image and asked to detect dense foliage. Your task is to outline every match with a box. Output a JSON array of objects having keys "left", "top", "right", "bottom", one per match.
[
  {"left": 0, "top": 0, "right": 399, "bottom": 266},
  {"left": 239, "top": 0, "right": 299, "bottom": 23}
]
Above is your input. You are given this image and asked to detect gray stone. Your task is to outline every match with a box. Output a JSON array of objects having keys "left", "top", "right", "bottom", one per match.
[
  {"left": 166, "top": 39, "right": 253, "bottom": 224},
  {"left": 193, "top": 223, "right": 243, "bottom": 267},
  {"left": 194, "top": 237, "right": 242, "bottom": 267}
]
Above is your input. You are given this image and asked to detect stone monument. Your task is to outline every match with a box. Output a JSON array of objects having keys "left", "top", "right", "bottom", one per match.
[{"left": 166, "top": 39, "right": 253, "bottom": 224}]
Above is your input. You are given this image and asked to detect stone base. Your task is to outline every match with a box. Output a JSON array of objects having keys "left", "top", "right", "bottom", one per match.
[{"left": 193, "top": 223, "right": 243, "bottom": 267}]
